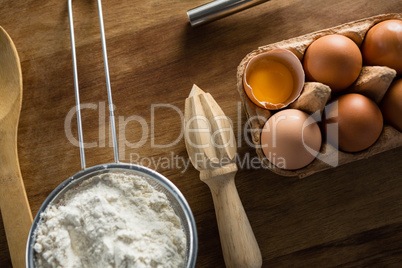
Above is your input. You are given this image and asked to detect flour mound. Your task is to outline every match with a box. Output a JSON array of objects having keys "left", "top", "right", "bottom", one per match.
[{"left": 33, "top": 172, "right": 186, "bottom": 268}]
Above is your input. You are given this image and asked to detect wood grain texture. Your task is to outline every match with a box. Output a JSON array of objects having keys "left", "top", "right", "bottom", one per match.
[{"left": 0, "top": 0, "right": 401, "bottom": 267}]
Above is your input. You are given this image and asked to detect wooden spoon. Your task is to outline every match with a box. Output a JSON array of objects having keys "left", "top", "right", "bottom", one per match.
[{"left": 0, "top": 26, "right": 33, "bottom": 268}]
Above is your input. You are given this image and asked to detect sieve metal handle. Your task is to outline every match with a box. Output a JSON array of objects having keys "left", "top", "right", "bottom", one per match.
[{"left": 68, "top": 0, "right": 119, "bottom": 169}]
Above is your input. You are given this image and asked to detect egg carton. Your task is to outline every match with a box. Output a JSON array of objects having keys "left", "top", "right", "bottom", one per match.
[{"left": 236, "top": 13, "right": 402, "bottom": 178}]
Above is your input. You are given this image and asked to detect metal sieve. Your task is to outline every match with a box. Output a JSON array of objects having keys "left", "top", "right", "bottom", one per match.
[{"left": 25, "top": 0, "right": 198, "bottom": 267}]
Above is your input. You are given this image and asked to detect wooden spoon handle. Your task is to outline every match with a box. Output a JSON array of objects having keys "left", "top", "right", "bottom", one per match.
[
  {"left": 0, "top": 130, "right": 33, "bottom": 268},
  {"left": 203, "top": 170, "right": 262, "bottom": 268}
]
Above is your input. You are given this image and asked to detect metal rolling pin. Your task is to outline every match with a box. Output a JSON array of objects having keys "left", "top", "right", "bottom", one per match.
[{"left": 187, "top": 0, "right": 269, "bottom": 27}]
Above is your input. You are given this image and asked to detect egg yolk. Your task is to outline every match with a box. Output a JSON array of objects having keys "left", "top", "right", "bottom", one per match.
[{"left": 247, "top": 60, "right": 294, "bottom": 104}]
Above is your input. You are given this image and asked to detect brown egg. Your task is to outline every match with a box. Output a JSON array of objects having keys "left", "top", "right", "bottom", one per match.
[
  {"left": 303, "top": 34, "right": 362, "bottom": 93},
  {"left": 380, "top": 78, "right": 402, "bottom": 132},
  {"left": 260, "top": 109, "right": 322, "bottom": 170},
  {"left": 362, "top": 19, "right": 402, "bottom": 75},
  {"left": 323, "top": 93, "right": 383, "bottom": 152}
]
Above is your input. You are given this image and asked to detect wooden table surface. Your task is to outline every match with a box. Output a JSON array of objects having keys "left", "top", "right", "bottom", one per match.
[{"left": 1, "top": 0, "right": 402, "bottom": 267}]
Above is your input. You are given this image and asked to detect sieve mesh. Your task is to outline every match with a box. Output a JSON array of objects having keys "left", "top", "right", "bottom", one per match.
[{"left": 26, "top": 163, "right": 198, "bottom": 268}]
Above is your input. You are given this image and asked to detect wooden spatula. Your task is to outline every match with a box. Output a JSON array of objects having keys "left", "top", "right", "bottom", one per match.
[{"left": 184, "top": 84, "right": 262, "bottom": 268}]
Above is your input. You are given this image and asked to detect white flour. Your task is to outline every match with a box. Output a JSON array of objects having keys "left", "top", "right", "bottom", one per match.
[{"left": 33, "top": 172, "right": 186, "bottom": 268}]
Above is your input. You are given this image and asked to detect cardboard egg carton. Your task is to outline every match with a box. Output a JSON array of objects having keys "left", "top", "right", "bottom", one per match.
[{"left": 236, "top": 13, "right": 402, "bottom": 178}]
